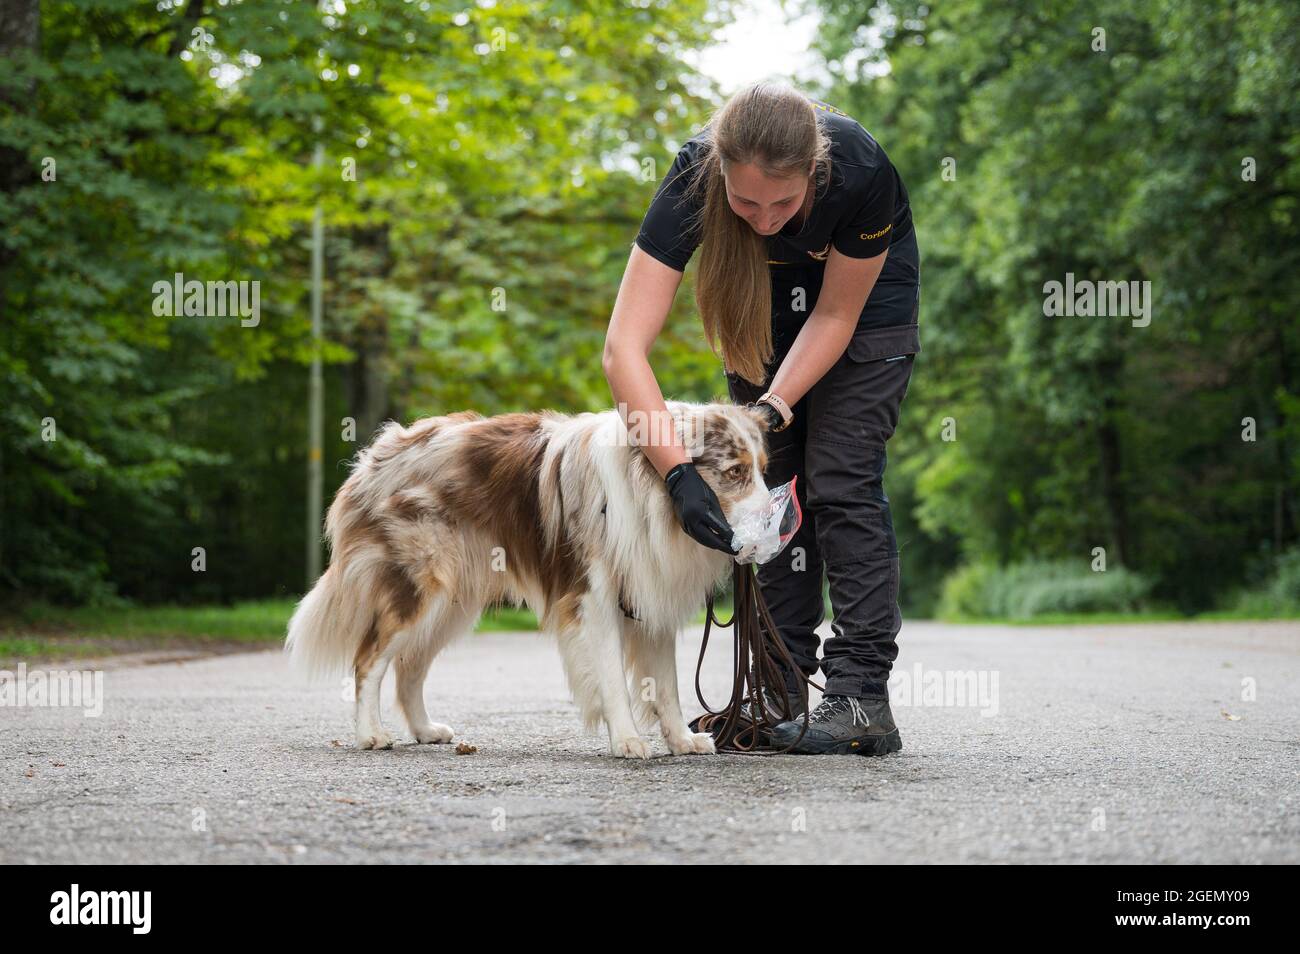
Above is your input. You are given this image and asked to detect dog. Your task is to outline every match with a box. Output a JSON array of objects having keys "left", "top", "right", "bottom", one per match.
[{"left": 285, "top": 400, "right": 772, "bottom": 758}]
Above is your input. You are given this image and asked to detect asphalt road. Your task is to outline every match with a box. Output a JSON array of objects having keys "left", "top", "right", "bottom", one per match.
[{"left": 2, "top": 620, "right": 1297, "bottom": 864}]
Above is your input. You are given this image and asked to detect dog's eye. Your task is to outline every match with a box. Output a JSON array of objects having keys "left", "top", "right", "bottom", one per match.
[{"left": 726, "top": 464, "right": 746, "bottom": 481}]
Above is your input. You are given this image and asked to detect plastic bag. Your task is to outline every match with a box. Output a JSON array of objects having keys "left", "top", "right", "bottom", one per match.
[{"left": 731, "top": 476, "right": 803, "bottom": 565}]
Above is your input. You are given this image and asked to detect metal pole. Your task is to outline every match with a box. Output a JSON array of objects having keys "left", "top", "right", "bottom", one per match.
[{"left": 306, "top": 123, "right": 324, "bottom": 587}]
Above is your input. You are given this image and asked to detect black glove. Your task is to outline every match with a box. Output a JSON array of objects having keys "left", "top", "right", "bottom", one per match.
[
  {"left": 746, "top": 400, "right": 783, "bottom": 431},
  {"left": 664, "top": 462, "right": 738, "bottom": 554}
]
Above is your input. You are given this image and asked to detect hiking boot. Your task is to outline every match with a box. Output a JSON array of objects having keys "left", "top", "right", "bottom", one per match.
[{"left": 770, "top": 693, "right": 902, "bottom": 756}]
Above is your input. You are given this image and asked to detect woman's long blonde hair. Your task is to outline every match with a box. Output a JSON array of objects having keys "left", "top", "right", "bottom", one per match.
[{"left": 679, "top": 83, "right": 832, "bottom": 385}]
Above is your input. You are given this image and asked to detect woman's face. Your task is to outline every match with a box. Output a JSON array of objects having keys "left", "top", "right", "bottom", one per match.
[{"left": 723, "top": 160, "right": 814, "bottom": 235}]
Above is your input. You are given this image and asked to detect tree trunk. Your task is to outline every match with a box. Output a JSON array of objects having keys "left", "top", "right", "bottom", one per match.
[
  {"left": 1274, "top": 316, "right": 1295, "bottom": 549},
  {"left": 344, "top": 225, "right": 394, "bottom": 441},
  {"left": 1096, "top": 356, "right": 1131, "bottom": 567}
]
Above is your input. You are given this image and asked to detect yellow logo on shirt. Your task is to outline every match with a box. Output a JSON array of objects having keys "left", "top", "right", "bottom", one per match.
[
  {"left": 860, "top": 224, "right": 892, "bottom": 241},
  {"left": 811, "top": 100, "right": 849, "bottom": 118},
  {"left": 807, "top": 242, "right": 831, "bottom": 261}
]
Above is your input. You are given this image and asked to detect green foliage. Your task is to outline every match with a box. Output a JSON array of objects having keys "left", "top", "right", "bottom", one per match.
[
  {"left": 3, "top": 0, "right": 1297, "bottom": 624},
  {"left": 1, "top": 0, "right": 722, "bottom": 605},
  {"left": 812, "top": 0, "right": 1300, "bottom": 614},
  {"left": 938, "top": 559, "right": 1154, "bottom": 620},
  {"left": 1223, "top": 543, "right": 1300, "bottom": 617}
]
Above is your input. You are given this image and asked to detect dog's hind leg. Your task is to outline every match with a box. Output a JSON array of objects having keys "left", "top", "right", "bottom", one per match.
[
  {"left": 395, "top": 597, "right": 476, "bottom": 745},
  {"left": 395, "top": 646, "right": 453, "bottom": 745},
  {"left": 354, "top": 615, "right": 402, "bottom": 750},
  {"left": 628, "top": 623, "right": 716, "bottom": 756}
]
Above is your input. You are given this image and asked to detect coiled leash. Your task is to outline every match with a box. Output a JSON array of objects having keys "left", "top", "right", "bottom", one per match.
[{"left": 689, "top": 564, "right": 823, "bottom": 754}]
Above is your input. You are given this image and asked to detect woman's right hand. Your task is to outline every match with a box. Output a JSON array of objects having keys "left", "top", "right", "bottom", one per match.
[
  {"left": 664, "top": 462, "right": 738, "bottom": 554},
  {"left": 746, "top": 399, "right": 785, "bottom": 432}
]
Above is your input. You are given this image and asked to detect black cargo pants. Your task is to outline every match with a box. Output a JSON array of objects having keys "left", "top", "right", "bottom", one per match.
[{"left": 725, "top": 260, "right": 920, "bottom": 700}]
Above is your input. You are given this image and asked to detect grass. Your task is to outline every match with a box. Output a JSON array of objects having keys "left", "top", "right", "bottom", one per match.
[
  {"left": 0, "top": 597, "right": 560, "bottom": 663},
  {"left": 941, "top": 609, "right": 1189, "bottom": 626},
  {"left": 4, "top": 589, "right": 1290, "bottom": 666},
  {"left": 1182, "top": 607, "right": 1300, "bottom": 621},
  {"left": 942, "top": 608, "right": 1300, "bottom": 625},
  {"left": 0, "top": 636, "right": 60, "bottom": 659},
  {"left": 9, "top": 599, "right": 299, "bottom": 642},
  {"left": 0, "top": 599, "right": 299, "bottom": 664},
  {"left": 473, "top": 605, "right": 541, "bottom": 632},
  {"left": 0, "top": 591, "right": 741, "bottom": 664}
]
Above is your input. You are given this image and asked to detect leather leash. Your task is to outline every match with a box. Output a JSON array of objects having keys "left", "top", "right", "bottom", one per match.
[{"left": 690, "top": 563, "right": 824, "bottom": 754}]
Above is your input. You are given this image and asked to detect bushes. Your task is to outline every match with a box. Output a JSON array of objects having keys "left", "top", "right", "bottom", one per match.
[
  {"left": 1224, "top": 545, "right": 1300, "bottom": 617},
  {"left": 938, "top": 559, "right": 1153, "bottom": 620},
  {"left": 938, "top": 547, "right": 1300, "bottom": 621}
]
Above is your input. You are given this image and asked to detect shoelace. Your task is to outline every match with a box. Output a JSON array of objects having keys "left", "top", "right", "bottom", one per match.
[{"left": 811, "top": 695, "right": 870, "bottom": 727}]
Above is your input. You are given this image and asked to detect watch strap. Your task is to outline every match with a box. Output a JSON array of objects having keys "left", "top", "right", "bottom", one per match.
[{"left": 757, "top": 391, "right": 793, "bottom": 430}]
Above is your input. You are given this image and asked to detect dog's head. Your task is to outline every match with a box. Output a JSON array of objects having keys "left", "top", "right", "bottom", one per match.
[{"left": 670, "top": 401, "right": 775, "bottom": 527}]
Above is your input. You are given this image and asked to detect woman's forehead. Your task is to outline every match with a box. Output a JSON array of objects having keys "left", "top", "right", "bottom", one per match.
[{"left": 724, "top": 162, "right": 808, "bottom": 202}]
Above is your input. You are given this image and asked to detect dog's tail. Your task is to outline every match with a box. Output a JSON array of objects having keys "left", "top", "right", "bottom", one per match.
[{"left": 285, "top": 564, "right": 373, "bottom": 680}]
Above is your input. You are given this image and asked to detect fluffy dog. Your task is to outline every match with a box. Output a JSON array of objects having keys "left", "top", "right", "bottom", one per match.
[{"left": 285, "top": 400, "right": 771, "bottom": 758}]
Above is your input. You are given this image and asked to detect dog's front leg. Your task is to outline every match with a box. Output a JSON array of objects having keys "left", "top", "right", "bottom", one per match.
[
  {"left": 581, "top": 599, "right": 651, "bottom": 759},
  {"left": 640, "top": 630, "right": 716, "bottom": 756}
]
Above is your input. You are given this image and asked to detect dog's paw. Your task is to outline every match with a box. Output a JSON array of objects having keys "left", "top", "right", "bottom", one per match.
[
  {"left": 356, "top": 730, "right": 394, "bottom": 750},
  {"left": 667, "top": 731, "right": 717, "bottom": 756},
  {"left": 611, "top": 736, "right": 653, "bottom": 760},
  {"left": 412, "top": 722, "right": 454, "bottom": 745}
]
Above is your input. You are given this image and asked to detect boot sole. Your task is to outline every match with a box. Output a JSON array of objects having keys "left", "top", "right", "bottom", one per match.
[{"left": 774, "top": 727, "right": 903, "bottom": 756}]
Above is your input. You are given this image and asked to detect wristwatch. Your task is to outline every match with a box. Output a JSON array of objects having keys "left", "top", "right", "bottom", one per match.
[{"left": 756, "top": 391, "right": 793, "bottom": 432}]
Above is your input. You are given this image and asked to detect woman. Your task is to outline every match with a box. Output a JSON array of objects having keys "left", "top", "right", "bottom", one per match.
[{"left": 603, "top": 83, "right": 920, "bottom": 756}]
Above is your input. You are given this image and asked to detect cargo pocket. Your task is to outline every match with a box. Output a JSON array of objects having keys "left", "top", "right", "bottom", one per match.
[
  {"left": 804, "top": 429, "right": 890, "bottom": 565},
  {"left": 807, "top": 412, "right": 887, "bottom": 503},
  {"left": 845, "top": 321, "right": 921, "bottom": 363}
]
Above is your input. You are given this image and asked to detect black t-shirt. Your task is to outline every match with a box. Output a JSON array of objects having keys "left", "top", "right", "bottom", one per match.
[{"left": 634, "top": 98, "right": 916, "bottom": 282}]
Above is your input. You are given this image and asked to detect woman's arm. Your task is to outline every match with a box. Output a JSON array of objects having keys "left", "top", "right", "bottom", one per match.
[
  {"left": 602, "top": 244, "right": 692, "bottom": 480},
  {"left": 765, "top": 246, "right": 888, "bottom": 408}
]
